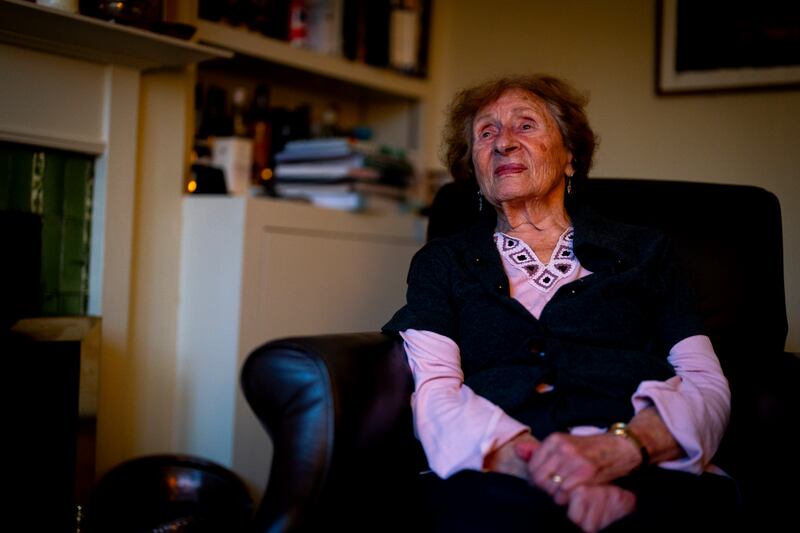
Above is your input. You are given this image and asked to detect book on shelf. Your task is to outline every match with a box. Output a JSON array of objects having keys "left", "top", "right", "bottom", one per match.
[
  {"left": 276, "top": 137, "right": 355, "bottom": 162},
  {"left": 274, "top": 178, "right": 407, "bottom": 198},
  {"left": 274, "top": 175, "right": 407, "bottom": 212},
  {"left": 341, "top": 0, "right": 430, "bottom": 76},
  {"left": 274, "top": 153, "right": 372, "bottom": 180},
  {"left": 390, "top": 0, "right": 421, "bottom": 74},
  {"left": 298, "top": 190, "right": 366, "bottom": 211},
  {"left": 273, "top": 137, "right": 414, "bottom": 187},
  {"left": 278, "top": 189, "right": 405, "bottom": 212}
]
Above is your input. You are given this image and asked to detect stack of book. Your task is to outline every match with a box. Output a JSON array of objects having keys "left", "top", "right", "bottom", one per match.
[{"left": 273, "top": 138, "right": 412, "bottom": 211}]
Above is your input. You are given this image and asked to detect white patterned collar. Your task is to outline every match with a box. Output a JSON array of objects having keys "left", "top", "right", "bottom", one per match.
[{"left": 493, "top": 227, "right": 576, "bottom": 292}]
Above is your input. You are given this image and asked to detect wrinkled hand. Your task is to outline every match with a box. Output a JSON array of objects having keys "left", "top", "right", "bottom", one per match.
[
  {"left": 523, "top": 432, "right": 642, "bottom": 505},
  {"left": 566, "top": 484, "right": 636, "bottom": 533},
  {"left": 516, "top": 436, "right": 638, "bottom": 531},
  {"left": 483, "top": 433, "right": 540, "bottom": 480},
  {"left": 511, "top": 434, "right": 638, "bottom": 531}
]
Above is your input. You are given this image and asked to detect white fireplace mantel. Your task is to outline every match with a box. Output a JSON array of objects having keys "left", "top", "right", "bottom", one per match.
[
  {"left": 0, "top": 0, "right": 227, "bottom": 70},
  {"left": 0, "top": 0, "right": 228, "bottom": 154},
  {"left": 0, "top": 0, "right": 227, "bottom": 478}
]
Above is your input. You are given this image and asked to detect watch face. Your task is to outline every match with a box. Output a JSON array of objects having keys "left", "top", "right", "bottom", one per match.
[{"left": 608, "top": 423, "right": 648, "bottom": 466}]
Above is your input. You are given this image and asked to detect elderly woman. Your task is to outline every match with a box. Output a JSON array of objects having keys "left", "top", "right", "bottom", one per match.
[{"left": 383, "top": 75, "right": 737, "bottom": 532}]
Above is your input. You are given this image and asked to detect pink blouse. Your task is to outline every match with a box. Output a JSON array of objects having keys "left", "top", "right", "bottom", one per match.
[{"left": 401, "top": 229, "right": 730, "bottom": 479}]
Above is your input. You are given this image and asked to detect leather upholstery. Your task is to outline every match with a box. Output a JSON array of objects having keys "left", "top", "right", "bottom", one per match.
[
  {"left": 242, "top": 179, "right": 799, "bottom": 531},
  {"left": 241, "top": 333, "right": 424, "bottom": 532}
]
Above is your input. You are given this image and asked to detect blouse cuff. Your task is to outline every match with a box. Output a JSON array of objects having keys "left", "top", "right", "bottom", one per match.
[
  {"left": 479, "top": 416, "right": 531, "bottom": 470},
  {"left": 419, "top": 400, "right": 530, "bottom": 478},
  {"left": 631, "top": 335, "right": 730, "bottom": 474},
  {"left": 632, "top": 377, "right": 705, "bottom": 473},
  {"left": 402, "top": 329, "right": 531, "bottom": 478}
]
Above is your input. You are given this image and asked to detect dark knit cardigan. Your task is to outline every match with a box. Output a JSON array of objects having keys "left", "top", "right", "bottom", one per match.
[{"left": 383, "top": 202, "right": 705, "bottom": 438}]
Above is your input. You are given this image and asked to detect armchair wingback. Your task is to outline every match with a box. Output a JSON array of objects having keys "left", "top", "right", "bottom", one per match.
[
  {"left": 241, "top": 333, "right": 424, "bottom": 532},
  {"left": 242, "top": 179, "right": 798, "bottom": 531}
]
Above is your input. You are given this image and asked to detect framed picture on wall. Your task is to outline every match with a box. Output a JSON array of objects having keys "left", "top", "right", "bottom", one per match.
[{"left": 657, "top": 0, "right": 800, "bottom": 94}]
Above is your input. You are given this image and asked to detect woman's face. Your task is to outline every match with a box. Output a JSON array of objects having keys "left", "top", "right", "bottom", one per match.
[{"left": 471, "top": 89, "right": 573, "bottom": 207}]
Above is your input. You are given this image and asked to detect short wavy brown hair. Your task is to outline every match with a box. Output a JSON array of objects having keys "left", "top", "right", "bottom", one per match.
[{"left": 441, "top": 74, "right": 597, "bottom": 190}]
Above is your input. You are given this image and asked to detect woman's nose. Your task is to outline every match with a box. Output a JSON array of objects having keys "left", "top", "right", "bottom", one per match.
[{"left": 494, "top": 130, "right": 519, "bottom": 154}]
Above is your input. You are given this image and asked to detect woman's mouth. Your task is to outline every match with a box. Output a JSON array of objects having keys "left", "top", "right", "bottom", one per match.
[{"left": 494, "top": 164, "right": 526, "bottom": 176}]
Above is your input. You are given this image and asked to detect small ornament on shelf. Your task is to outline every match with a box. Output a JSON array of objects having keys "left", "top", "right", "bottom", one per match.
[{"left": 289, "top": 0, "right": 308, "bottom": 47}]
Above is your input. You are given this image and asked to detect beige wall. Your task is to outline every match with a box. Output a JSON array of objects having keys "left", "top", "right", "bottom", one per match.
[{"left": 428, "top": 0, "right": 800, "bottom": 351}]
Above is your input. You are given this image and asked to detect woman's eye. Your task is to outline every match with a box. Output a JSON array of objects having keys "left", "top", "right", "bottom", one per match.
[
  {"left": 479, "top": 130, "right": 493, "bottom": 139},
  {"left": 520, "top": 122, "right": 534, "bottom": 130}
]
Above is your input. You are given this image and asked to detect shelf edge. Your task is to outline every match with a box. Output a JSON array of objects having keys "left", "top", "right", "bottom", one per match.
[
  {"left": 0, "top": 0, "right": 231, "bottom": 70},
  {"left": 196, "top": 20, "right": 430, "bottom": 99}
]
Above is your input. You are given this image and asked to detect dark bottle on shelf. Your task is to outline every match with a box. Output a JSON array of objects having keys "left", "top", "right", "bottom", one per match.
[
  {"left": 268, "top": 104, "right": 311, "bottom": 163},
  {"left": 244, "top": 0, "right": 290, "bottom": 40},
  {"left": 251, "top": 83, "right": 272, "bottom": 184},
  {"left": 231, "top": 86, "right": 251, "bottom": 138},
  {"left": 193, "top": 82, "right": 209, "bottom": 160},
  {"left": 247, "top": 0, "right": 271, "bottom": 35},
  {"left": 194, "top": 82, "right": 205, "bottom": 138},
  {"left": 220, "top": 0, "right": 249, "bottom": 28},
  {"left": 197, "top": 0, "right": 223, "bottom": 22},
  {"left": 198, "top": 85, "right": 233, "bottom": 139}
]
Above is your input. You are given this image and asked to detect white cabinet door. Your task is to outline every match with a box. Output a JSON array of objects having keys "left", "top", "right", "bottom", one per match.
[{"left": 176, "top": 196, "right": 424, "bottom": 496}]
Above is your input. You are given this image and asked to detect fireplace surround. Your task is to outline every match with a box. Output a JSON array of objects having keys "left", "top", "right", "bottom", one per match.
[{"left": 0, "top": 0, "right": 226, "bottom": 484}]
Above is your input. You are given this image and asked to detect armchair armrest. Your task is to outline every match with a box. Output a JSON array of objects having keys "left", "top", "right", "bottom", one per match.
[
  {"left": 714, "top": 350, "right": 800, "bottom": 527},
  {"left": 241, "top": 332, "right": 425, "bottom": 532}
]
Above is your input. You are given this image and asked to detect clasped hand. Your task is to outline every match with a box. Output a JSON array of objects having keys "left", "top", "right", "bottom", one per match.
[{"left": 485, "top": 432, "right": 640, "bottom": 532}]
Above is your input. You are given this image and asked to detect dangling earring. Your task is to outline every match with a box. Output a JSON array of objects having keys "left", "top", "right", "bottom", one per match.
[
  {"left": 477, "top": 190, "right": 484, "bottom": 211},
  {"left": 567, "top": 175, "right": 573, "bottom": 196}
]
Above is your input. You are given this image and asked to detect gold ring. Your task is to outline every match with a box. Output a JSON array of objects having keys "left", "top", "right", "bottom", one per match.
[{"left": 551, "top": 473, "right": 563, "bottom": 484}]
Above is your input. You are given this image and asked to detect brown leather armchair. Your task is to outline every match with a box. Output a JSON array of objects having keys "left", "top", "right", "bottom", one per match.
[{"left": 241, "top": 179, "right": 799, "bottom": 531}]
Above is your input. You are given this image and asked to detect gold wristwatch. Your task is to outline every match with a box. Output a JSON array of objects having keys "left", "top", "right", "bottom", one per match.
[{"left": 608, "top": 422, "right": 650, "bottom": 468}]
